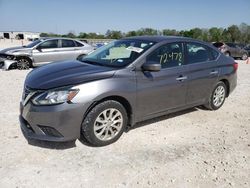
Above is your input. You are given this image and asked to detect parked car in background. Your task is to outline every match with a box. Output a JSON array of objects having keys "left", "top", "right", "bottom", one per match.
[
  {"left": 20, "top": 36, "right": 237, "bottom": 146},
  {"left": 212, "top": 42, "right": 248, "bottom": 60},
  {"left": 0, "top": 38, "right": 94, "bottom": 70},
  {"left": 244, "top": 44, "right": 250, "bottom": 56}
]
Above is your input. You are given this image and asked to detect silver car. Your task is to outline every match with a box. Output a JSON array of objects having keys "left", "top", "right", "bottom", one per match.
[{"left": 0, "top": 38, "right": 94, "bottom": 70}]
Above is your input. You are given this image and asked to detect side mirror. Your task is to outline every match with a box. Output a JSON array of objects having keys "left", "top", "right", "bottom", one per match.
[
  {"left": 142, "top": 62, "right": 161, "bottom": 72},
  {"left": 36, "top": 45, "right": 42, "bottom": 51}
]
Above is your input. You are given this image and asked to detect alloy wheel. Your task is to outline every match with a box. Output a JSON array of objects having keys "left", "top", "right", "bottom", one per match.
[
  {"left": 213, "top": 85, "right": 226, "bottom": 107},
  {"left": 94, "top": 108, "right": 123, "bottom": 141},
  {"left": 17, "top": 59, "right": 30, "bottom": 70}
]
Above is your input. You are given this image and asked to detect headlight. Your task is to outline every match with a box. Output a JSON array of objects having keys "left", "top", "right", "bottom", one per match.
[{"left": 32, "top": 89, "right": 79, "bottom": 105}]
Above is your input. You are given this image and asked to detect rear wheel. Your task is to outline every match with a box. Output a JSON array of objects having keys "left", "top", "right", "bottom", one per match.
[
  {"left": 17, "top": 57, "right": 31, "bottom": 70},
  {"left": 205, "top": 81, "right": 227, "bottom": 110},
  {"left": 81, "top": 100, "right": 127, "bottom": 146}
]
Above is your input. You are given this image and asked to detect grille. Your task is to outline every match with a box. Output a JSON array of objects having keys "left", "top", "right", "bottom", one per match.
[{"left": 38, "top": 125, "right": 63, "bottom": 137}]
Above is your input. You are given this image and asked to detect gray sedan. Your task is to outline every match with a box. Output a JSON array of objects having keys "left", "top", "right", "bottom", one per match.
[
  {"left": 20, "top": 36, "right": 237, "bottom": 146},
  {"left": 0, "top": 38, "right": 94, "bottom": 70}
]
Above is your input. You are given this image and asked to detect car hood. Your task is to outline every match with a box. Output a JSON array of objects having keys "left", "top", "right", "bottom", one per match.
[
  {"left": 25, "top": 60, "right": 117, "bottom": 90},
  {"left": 0, "top": 46, "right": 32, "bottom": 54}
]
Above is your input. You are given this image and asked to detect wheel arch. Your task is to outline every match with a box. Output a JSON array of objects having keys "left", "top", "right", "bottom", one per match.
[
  {"left": 16, "top": 55, "right": 32, "bottom": 61},
  {"left": 16, "top": 55, "right": 33, "bottom": 65},
  {"left": 84, "top": 95, "right": 133, "bottom": 128},
  {"left": 219, "top": 79, "right": 230, "bottom": 97}
]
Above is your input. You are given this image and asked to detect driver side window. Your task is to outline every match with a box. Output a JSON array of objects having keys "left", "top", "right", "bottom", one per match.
[
  {"left": 38, "top": 40, "right": 58, "bottom": 49},
  {"left": 147, "top": 42, "right": 184, "bottom": 68}
]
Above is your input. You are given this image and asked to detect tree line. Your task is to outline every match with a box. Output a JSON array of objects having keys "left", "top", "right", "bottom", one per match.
[{"left": 40, "top": 23, "right": 250, "bottom": 44}]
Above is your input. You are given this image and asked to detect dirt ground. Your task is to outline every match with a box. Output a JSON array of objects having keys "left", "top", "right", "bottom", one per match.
[{"left": 0, "top": 60, "right": 249, "bottom": 188}]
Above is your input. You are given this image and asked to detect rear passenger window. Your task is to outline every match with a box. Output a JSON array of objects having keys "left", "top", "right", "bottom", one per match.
[
  {"left": 210, "top": 48, "right": 219, "bottom": 60},
  {"left": 62, "top": 40, "right": 76, "bottom": 48},
  {"left": 147, "top": 43, "right": 184, "bottom": 68},
  {"left": 186, "top": 43, "right": 211, "bottom": 64},
  {"left": 76, "top": 41, "right": 84, "bottom": 47}
]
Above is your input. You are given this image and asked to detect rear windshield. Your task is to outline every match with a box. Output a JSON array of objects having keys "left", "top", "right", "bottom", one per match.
[
  {"left": 213, "top": 42, "right": 224, "bottom": 48},
  {"left": 225, "top": 43, "right": 236, "bottom": 47}
]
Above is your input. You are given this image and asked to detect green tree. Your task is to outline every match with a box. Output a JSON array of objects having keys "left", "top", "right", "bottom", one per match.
[
  {"left": 239, "top": 23, "right": 250, "bottom": 43},
  {"left": 190, "top": 28, "right": 203, "bottom": 40},
  {"left": 208, "top": 27, "right": 223, "bottom": 42},
  {"left": 40, "top": 32, "right": 49, "bottom": 37},
  {"left": 179, "top": 30, "right": 193, "bottom": 38},
  {"left": 137, "top": 28, "right": 158, "bottom": 36},
  {"left": 227, "top": 25, "right": 241, "bottom": 42},
  {"left": 162, "top": 29, "right": 179, "bottom": 36},
  {"left": 105, "top": 30, "right": 123, "bottom": 39},
  {"left": 126, "top": 30, "right": 137, "bottom": 37},
  {"left": 78, "top": 32, "right": 88, "bottom": 38},
  {"left": 63, "top": 32, "right": 76, "bottom": 38},
  {"left": 201, "top": 29, "right": 209, "bottom": 42}
]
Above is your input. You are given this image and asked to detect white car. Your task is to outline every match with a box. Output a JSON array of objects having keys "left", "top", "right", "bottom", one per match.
[{"left": 0, "top": 38, "right": 95, "bottom": 70}]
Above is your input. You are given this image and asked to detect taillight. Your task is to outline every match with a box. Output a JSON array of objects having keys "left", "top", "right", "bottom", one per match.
[{"left": 233, "top": 62, "right": 238, "bottom": 71}]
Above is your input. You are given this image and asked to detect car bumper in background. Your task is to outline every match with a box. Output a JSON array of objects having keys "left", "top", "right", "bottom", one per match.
[
  {"left": 19, "top": 101, "right": 87, "bottom": 142},
  {"left": 1, "top": 59, "right": 17, "bottom": 70}
]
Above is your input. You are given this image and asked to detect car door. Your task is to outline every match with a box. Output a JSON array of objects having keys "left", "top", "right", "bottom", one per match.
[
  {"left": 136, "top": 42, "right": 188, "bottom": 121},
  {"left": 227, "top": 43, "right": 237, "bottom": 57},
  {"left": 185, "top": 42, "right": 219, "bottom": 105},
  {"left": 32, "top": 39, "right": 60, "bottom": 65},
  {"left": 58, "top": 39, "right": 80, "bottom": 60}
]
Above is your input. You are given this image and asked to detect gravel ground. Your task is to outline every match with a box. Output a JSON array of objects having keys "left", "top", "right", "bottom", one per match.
[{"left": 0, "top": 60, "right": 249, "bottom": 188}]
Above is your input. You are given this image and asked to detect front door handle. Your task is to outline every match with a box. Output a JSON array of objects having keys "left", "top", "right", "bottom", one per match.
[
  {"left": 176, "top": 76, "right": 187, "bottom": 81},
  {"left": 210, "top": 70, "right": 219, "bottom": 75}
]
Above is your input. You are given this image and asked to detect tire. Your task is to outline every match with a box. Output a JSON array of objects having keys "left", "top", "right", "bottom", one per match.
[
  {"left": 242, "top": 53, "right": 248, "bottom": 60},
  {"left": 17, "top": 57, "right": 31, "bottom": 70},
  {"left": 204, "top": 81, "right": 227, "bottom": 110},
  {"left": 81, "top": 100, "right": 128, "bottom": 146}
]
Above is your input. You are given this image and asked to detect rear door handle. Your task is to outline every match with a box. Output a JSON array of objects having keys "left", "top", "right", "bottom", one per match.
[
  {"left": 176, "top": 76, "right": 187, "bottom": 81},
  {"left": 210, "top": 70, "right": 218, "bottom": 75}
]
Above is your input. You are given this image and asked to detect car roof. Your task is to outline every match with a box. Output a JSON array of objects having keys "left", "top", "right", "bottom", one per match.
[
  {"left": 124, "top": 36, "right": 220, "bottom": 52},
  {"left": 40, "top": 37, "right": 81, "bottom": 41},
  {"left": 123, "top": 35, "right": 193, "bottom": 43}
]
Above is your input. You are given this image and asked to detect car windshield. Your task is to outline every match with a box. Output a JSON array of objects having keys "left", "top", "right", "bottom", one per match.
[
  {"left": 244, "top": 44, "right": 250, "bottom": 49},
  {"left": 79, "top": 39, "right": 156, "bottom": 68},
  {"left": 226, "top": 43, "right": 236, "bottom": 47},
  {"left": 25, "top": 40, "right": 42, "bottom": 48}
]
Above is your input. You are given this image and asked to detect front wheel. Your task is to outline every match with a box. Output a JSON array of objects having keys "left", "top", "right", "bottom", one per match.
[
  {"left": 81, "top": 100, "right": 127, "bottom": 146},
  {"left": 205, "top": 82, "right": 227, "bottom": 110},
  {"left": 17, "top": 58, "right": 31, "bottom": 70}
]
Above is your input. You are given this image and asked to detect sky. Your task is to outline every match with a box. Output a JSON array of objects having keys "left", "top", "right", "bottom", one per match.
[{"left": 0, "top": 0, "right": 249, "bottom": 34}]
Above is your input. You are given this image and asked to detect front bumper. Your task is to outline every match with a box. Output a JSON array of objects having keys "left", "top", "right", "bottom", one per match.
[
  {"left": 0, "top": 59, "right": 17, "bottom": 70},
  {"left": 19, "top": 101, "right": 88, "bottom": 142}
]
